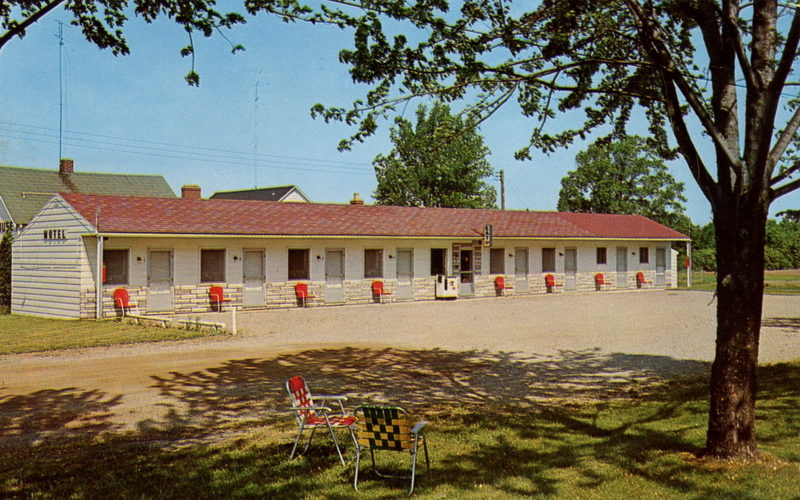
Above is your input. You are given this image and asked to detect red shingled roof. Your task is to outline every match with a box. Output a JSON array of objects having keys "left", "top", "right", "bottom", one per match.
[{"left": 59, "top": 193, "right": 689, "bottom": 240}]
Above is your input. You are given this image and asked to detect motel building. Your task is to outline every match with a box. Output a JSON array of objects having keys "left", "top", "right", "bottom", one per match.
[{"left": 11, "top": 187, "right": 690, "bottom": 319}]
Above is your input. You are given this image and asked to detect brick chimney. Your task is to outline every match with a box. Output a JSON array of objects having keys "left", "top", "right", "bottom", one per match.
[
  {"left": 350, "top": 192, "right": 364, "bottom": 205},
  {"left": 59, "top": 158, "right": 74, "bottom": 175},
  {"left": 181, "top": 184, "right": 202, "bottom": 199}
]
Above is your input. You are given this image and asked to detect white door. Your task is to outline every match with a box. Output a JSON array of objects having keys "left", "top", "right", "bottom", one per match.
[
  {"left": 396, "top": 249, "right": 414, "bottom": 300},
  {"left": 564, "top": 248, "right": 577, "bottom": 291},
  {"left": 243, "top": 250, "right": 265, "bottom": 307},
  {"left": 147, "top": 250, "right": 173, "bottom": 312},
  {"left": 656, "top": 248, "right": 667, "bottom": 287},
  {"left": 459, "top": 249, "right": 474, "bottom": 296},
  {"left": 515, "top": 248, "right": 529, "bottom": 293},
  {"left": 325, "top": 250, "right": 345, "bottom": 303},
  {"left": 616, "top": 247, "right": 629, "bottom": 288}
]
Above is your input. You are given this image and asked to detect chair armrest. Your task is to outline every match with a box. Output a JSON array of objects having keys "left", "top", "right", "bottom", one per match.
[
  {"left": 411, "top": 421, "right": 428, "bottom": 435},
  {"left": 315, "top": 395, "right": 348, "bottom": 402},
  {"left": 288, "top": 406, "right": 332, "bottom": 413}
]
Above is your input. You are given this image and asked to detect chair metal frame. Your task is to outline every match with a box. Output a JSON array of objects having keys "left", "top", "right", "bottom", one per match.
[
  {"left": 371, "top": 280, "right": 394, "bottom": 303},
  {"left": 113, "top": 287, "right": 140, "bottom": 317},
  {"left": 353, "top": 405, "right": 430, "bottom": 496},
  {"left": 286, "top": 376, "right": 357, "bottom": 466},
  {"left": 294, "top": 283, "right": 316, "bottom": 307}
]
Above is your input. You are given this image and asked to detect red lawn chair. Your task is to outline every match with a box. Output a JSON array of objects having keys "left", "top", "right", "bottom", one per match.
[
  {"left": 595, "top": 273, "right": 613, "bottom": 291},
  {"left": 372, "top": 281, "right": 394, "bottom": 303},
  {"left": 294, "top": 283, "right": 316, "bottom": 307},
  {"left": 636, "top": 271, "right": 654, "bottom": 288},
  {"left": 494, "top": 276, "right": 513, "bottom": 296},
  {"left": 113, "top": 288, "right": 139, "bottom": 317},
  {"left": 286, "top": 375, "right": 357, "bottom": 466},
  {"left": 544, "top": 274, "right": 563, "bottom": 293},
  {"left": 209, "top": 285, "right": 232, "bottom": 311}
]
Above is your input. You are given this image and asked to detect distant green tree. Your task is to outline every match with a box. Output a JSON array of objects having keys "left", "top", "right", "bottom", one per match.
[
  {"left": 558, "top": 136, "right": 688, "bottom": 232},
  {"left": 373, "top": 102, "right": 497, "bottom": 209},
  {"left": 0, "top": 229, "right": 11, "bottom": 312},
  {"left": 765, "top": 218, "right": 800, "bottom": 270}
]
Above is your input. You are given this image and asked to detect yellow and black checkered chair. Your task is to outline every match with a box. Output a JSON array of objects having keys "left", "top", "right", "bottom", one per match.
[{"left": 353, "top": 405, "right": 429, "bottom": 495}]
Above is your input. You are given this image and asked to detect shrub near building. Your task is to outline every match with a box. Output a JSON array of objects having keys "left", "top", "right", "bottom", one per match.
[{"left": 0, "top": 229, "right": 11, "bottom": 313}]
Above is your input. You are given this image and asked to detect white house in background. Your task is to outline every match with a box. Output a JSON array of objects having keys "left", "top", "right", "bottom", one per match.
[
  {"left": 11, "top": 186, "right": 690, "bottom": 319},
  {"left": 210, "top": 185, "right": 311, "bottom": 203}
]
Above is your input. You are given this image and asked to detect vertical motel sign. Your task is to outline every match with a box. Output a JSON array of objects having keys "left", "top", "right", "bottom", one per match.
[{"left": 484, "top": 224, "right": 493, "bottom": 247}]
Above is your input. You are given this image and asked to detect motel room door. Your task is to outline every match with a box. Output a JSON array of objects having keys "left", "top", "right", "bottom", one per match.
[
  {"left": 459, "top": 249, "right": 475, "bottom": 296},
  {"left": 616, "top": 247, "right": 629, "bottom": 288},
  {"left": 242, "top": 250, "right": 265, "bottom": 307},
  {"left": 564, "top": 248, "right": 577, "bottom": 291},
  {"left": 396, "top": 249, "right": 414, "bottom": 300},
  {"left": 656, "top": 248, "right": 667, "bottom": 286},
  {"left": 515, "top": 248, "right": 529, "bottom": 293},
  {"left": 147, "top": 250, "right": 173, "bottom": 312},
  {"left": 325, "top": 249, "right": 345, "bottom": 303}
]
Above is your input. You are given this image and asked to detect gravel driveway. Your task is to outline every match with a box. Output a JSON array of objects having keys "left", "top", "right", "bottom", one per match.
[{"left": 2, "top": 290, "right": 799, "bottom": 442}]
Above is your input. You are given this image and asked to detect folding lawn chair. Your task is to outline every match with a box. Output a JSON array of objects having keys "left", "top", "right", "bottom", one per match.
[
  {"left": 353, "top": 405, "right": 430, "bottom": 495},
  {"left": 286, "top": 375, "right": 357, "bottom": 466}
]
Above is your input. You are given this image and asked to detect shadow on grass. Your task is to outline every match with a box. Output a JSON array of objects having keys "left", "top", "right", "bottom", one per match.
[{"left": 3, "top": 348, "right": 800, "bottom": 498}]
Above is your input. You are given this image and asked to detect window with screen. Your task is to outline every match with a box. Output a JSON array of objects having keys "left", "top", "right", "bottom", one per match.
[
  {"left": 542, "top": 248, "right": 556, "bottom": 273},
  {"left": 490, "top": 248, "right": 505, "bottom": 274},
  {"left": 103, "top": 249, "right": 129, "bottom": 284},
  {"left": 430, "top": 248, "right": 446, "bottom": 276},
  {"left": 364, "top": 249, "right": 384, "bottom": 278},
  {"left": 639, "top": 247, "right": 650, "bottom": 264},
  {"left": 288, "top": 249, "right": 310, "bottom": 280},
  {"left": 201, "top": 249, "right": 225, "bottom": 282},
  {"left": 597, "top": 247, "right": 607, "bottom": 265}
]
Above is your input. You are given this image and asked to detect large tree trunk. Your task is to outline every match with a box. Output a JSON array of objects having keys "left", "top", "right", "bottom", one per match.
[{"left": 705, "top": 202, "right": 767, "bottom": 458}]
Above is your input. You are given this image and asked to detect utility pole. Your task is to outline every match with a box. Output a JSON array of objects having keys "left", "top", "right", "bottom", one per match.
[
  {"left": 57, "top": 21, "right": 64, "bottom": 162},
  {"left": 498, "top": 169, "right": 506, "bottom": 210}
]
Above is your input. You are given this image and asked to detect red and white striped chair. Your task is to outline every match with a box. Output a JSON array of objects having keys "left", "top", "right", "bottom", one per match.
[{"left": 286, "top": 375, "right": 357, "bottom": 466}]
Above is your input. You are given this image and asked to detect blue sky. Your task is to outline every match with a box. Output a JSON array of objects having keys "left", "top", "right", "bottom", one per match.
[{"left": 1, "top": 9, "right": 798, "bottom": 225}]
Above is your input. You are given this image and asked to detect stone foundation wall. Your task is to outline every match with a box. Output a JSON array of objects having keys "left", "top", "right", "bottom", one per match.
[{"left": 79, "top": 271, "right": 671, "bottom": 317}]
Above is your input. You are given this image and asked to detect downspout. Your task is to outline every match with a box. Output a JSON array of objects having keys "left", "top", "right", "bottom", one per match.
[{"left": 95, "top": 209, "right": 103, "bottom": 319}]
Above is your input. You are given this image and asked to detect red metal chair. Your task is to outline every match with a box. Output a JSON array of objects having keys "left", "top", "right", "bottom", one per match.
[
  {"left": 113, "top": 288, "right": 139, "bottom": 317},
  {"left": 545, "top": 274, "right": 563, "bottom": 293},
  {"left": 209, "top": 285, "right": 232, "bottom": 311},
  {"left": 636, "top": 271, "right": 654, "bottom": 288},
  {"left": 294, "top": 282, "right": 316, "bottom": 307},
  {"left": 494, "top": 276, "right": 513, "bottom": 296},
  {"left": 595, "top": 273, "right": 613, "bottom": 291},
  {"left": 371, "top": 281, "right": 394, "bottom": 303},
  {"left": 286, "top": 375, "right": 357, "bottom": 466}
]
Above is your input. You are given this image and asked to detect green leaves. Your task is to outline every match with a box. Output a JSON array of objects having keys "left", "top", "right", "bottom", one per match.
[
  {"left": 373, "top": 102, "right": 497, "bottom": 209},
  {"left": 2, "top": 0, "right": 249, "bottom": 84},
  {"left": 557, "top": 135, "right": 688, "bottom": 231}
]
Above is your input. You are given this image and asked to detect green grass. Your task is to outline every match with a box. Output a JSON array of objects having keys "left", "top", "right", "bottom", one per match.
[
  {"left": 3, "top": 363, "right": 800, "bottom": 499},
  {"left": 678, "top": 269, "right": 800, "bottom": 294},
  {"left": 0, "top": 315, "right": 223, "bottom": 354}
]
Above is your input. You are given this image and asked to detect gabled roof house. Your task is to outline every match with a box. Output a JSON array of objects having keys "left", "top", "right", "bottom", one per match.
[
  {"left": 12, "top": 189, "right": 689, "bottom": 319},
  {"left": 0, "top": 160, "right": 175, "bottom": 234},
  {"left": 210, "top": 185, "right": 310, "bottom": 203}
]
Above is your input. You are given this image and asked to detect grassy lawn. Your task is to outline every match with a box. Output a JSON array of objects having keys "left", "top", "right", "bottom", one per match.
[
  {"left": 678, "top": 269, "right": 800, "bottom": 294},
  {"left": 0, "top": 315, "right": 223, "bottom": 354},
  {"left": 2, "top": 363, "right": 799, "bottom": 498}
]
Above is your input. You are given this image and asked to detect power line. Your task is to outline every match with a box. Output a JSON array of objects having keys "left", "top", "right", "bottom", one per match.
[{"left": 0, "top": 120, "right": 374, "bottom": 176}]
